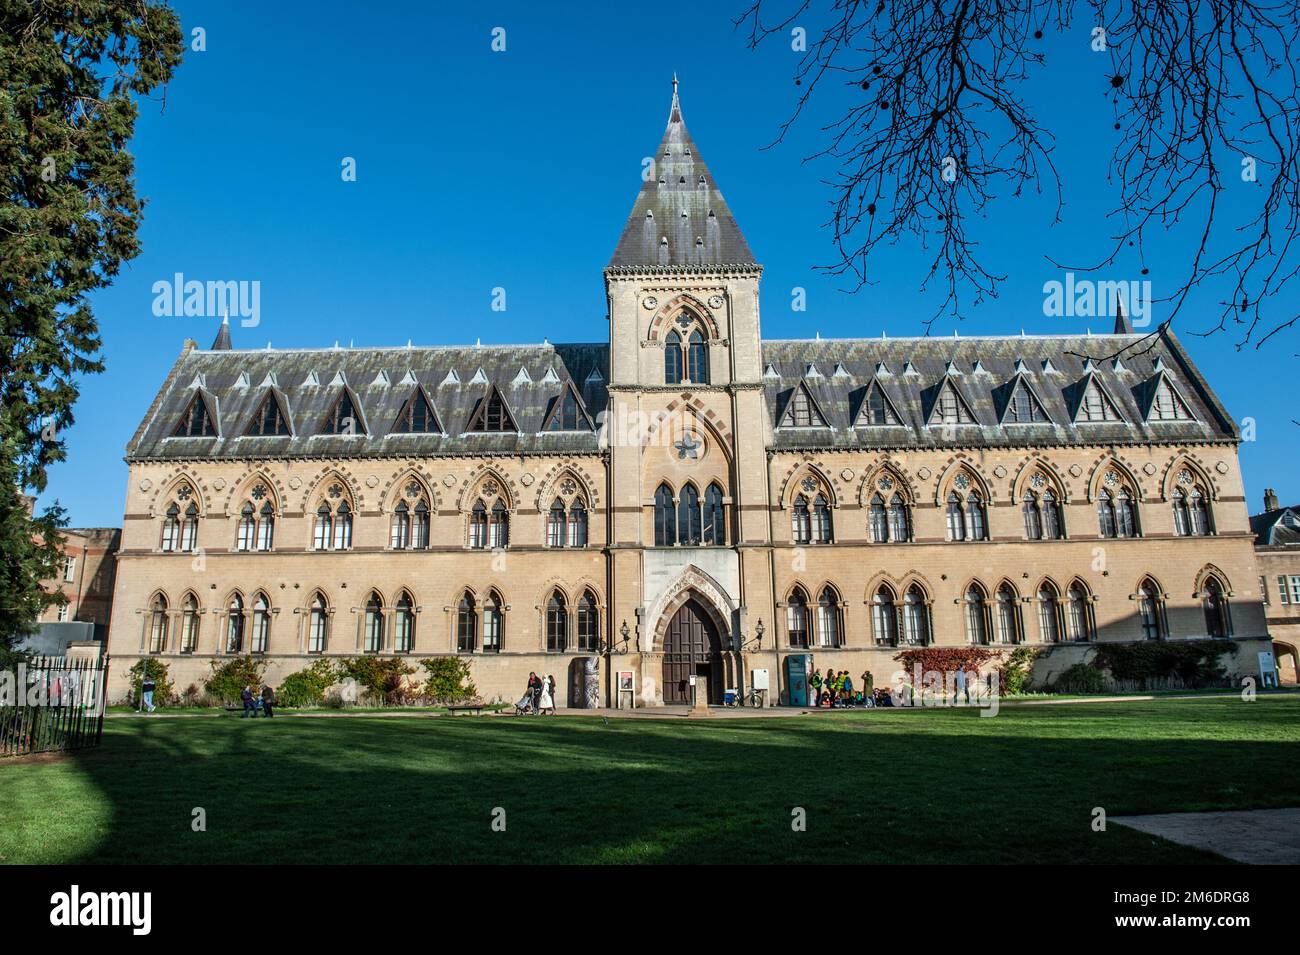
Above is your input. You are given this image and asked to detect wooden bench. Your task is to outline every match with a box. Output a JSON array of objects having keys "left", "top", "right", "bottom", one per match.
[{"left": 446, "top": 704, "right": 484, "bottom": 716}]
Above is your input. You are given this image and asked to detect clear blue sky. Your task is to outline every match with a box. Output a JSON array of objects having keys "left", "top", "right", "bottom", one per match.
[{"left": 40, "top": 0, "right": 1297, "bottom": 526}]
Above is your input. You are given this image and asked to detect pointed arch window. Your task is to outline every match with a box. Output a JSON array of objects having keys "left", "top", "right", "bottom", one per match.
[
  {"left": 489, "top": 499, "right": 509, "bottom": 548},
  {"left": 1037, "top": 583, "right": 1062, "bottom": 643},
  {"left": 180, "top": 594, "right": 200, "bottom": 653},
  {"left": 237, "top": 498, "right": 274, "bottom": 551},
  {"left": 812, "top": 493, "right": 833, "bottom": 543},
  {"left": 654, "top": 484, "right": 676, "bottom": 546},
  {"left": 364, "top": 592, "right": 384, "bottom": 653},
  {"left": 1022, "top": 492, "right": 1043, "bottom": 540},
  {"left": 180, "top": 502, "right": 199, "bottom": 551},
  {"left": 965, "top": 584, "right": 990, "bottom": 645},
  {"left": 547, "top": 498, "right": 567, "bottom": 548},
  {"left": 546, "top": 591, "right": 569, "bottom": 652},
  {"left": 161, "top": 503, "right": 181, "bottom": 552},
  {"left": 1041, "top": 489, "right": 1063, "bottom": 539},
  {"left": 1097, "top": 489, "right": 1117, "bottom": 538},
  {"left": 148, "top": 594, "right": 169, "bottom": 654},
  {"left": 792, "top": 495, "right": 812, "bottom": 544},
  {"left": 1202, "top": 577, "right": 1231, "bottom": 638},
  {"left": 664, "top": 329, "right": 684, "bottom": 384},
  {"left": 394, "top": 592, "right": 415, "bottom": 653},
  {"left": 568, "top": 498, "right": 588, "bottom": 547},
  {"left": 687, "top": 329, "right": 709, "bottom": 384},
  {"left": 947, "top": 492, "right": 966, "bottom": 541},
  {"left": 1065, "top": 582, "right": 1092, "bottom": 642},
  {"left": 225, "top": 594, "right": 245, "bottom": 653},
  {"left": 1138, "top": 579, "right": 1166, "bottom": 640},
  {"left": 872, "top": 586, "right": 898, "bottom": 646},
  {"left": 161, "top": 489, "right": 201, "bottom": 553},
  {"left": 469, "top": 499, "right": 488, "bottom": 549},
  {"left": 889, "top": 494, "right": 911, "bottom": 542},
  {"left": 1175, "top": 483, "right": 1212, "bottom": 537},
  {"left": 995, "top": 584, "right": 1021, "bottom": 644},
  {"left": 786, "top": 588, "right": 810, "bottom": 648},
  {"left": 903, "top": 585, "right": 930, "bottom": 646},
  {"left": 333, "top": 501, "right": 352, "bottom": 549},
  {"left": 392, "top": 502, "right": 411, "bottom": 549},
  {"left": 457, "top": 592, "right": 477, "bottom": 653},
  {"left": 577, "top": 590, "right": 599, "bottom": 652},
  {"left": 251, "top": 593, "right": 271, "bottom": 654},
  {"left": 308, "top": 593, "right": 329, "bottom": 653},
  {"left": 1115, "top": 489, "right": 1138, "bottom": 538},
  {"left": 677, "top": 483, "right": 702, "bottom": 545},
  {"left": 702, "top": 483, "right": 725, "bottom": 546},
  {"left": 966, "top": 491, "right": 987, "bottom": 540},
  {"left": 313, "top": 491, "right": 352, "bottom": 551},
  {"left": 817, "top": 587, "right": 842, "bottom": 648},
  {"left": 483, "top": 591, "right": 503, "bottom": 652},
  {"left": 869, "top": 494, "right": 888, "bottom": 542}
]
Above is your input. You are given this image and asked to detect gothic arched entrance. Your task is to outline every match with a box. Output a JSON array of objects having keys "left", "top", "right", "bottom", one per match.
[{"left": 662, "top": 598, "right": 723, "bottom": 705}]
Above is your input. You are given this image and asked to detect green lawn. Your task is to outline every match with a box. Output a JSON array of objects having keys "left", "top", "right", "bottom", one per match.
[{"left": 2, "top": 696, "right": 1298, "bottom": 864}]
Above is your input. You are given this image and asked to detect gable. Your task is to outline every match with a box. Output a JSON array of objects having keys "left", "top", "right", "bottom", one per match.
[{"left": 778, "top": 381, "right": 829, "bottom": 428}]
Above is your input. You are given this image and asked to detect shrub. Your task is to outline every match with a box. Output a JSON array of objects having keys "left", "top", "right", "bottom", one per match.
[
  {"left": 420, "top": 657, "right": 477, "bottom": 703},
  {"left": 126, "top": 658, "right": 174, "bottom": 707},
  {"left": 338, "top": 657, "right": 416, "bottom": 704},
  {"left": 276, "top": 659, "right": 342, "bottom": 708},
  {"left": 1052, "top": 662, "right": 1107, "bottom": 694},
  {"left": 1092, "top": 641, "right": 1231, "bottom": 690},
  {"left": 204, "top": 656, "right": 268, "bottom": 705},
  {"left": 998, "top": 646, "right": 1041, "bottom": 696}
]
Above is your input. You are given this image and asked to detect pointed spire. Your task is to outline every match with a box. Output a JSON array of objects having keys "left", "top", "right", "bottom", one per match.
[
  {"left": 1114, "top": 298, "right": 1134, "bottom": 334},
  {"left": 608, "top": 77, "right": 756, "bottom": 268},
  {"left": 211, "top": 309, "right": 232, "bottom": 351}
]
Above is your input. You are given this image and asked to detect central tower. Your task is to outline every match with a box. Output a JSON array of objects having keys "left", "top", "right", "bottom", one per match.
[{"left": 604, "top": 79, "right": 773, "bottom": 706}]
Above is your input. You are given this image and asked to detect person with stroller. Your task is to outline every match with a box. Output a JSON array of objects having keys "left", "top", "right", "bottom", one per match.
[{"left": 517, "top": 672, "right": 543, "bottom": 715}]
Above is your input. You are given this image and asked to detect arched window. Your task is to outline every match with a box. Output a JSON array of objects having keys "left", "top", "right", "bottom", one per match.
[
  {"left": 1022, "top": 492, "right": 1043, "bottom": 540},
  {"left": 702, "top": 483, "right": 725, "bottom": 546},
  {"left": 394, "top": 592, "right": 415, "bottom": 653},
  {"left": 457, "top": 592, "right": 477, "bottom": 653},
  {"left": 1065, "top": 582, "right": 1092, "bottom": 641},
  {"left": 664, "top": 329, "right": 684, "bottom": 384},
  {"left": 148, "top": 594, "right": 168, "bottom": 654},
  {"left": 161, "top": 488, "right": 201, "bottom": 553},
  {"left": 869, "top": 494, "right": 888, "bottom": 542},
  {"left": 577, "top": 590, "right": 599, "bottom": 652},
  {"left": 1041, "top": 489, "right": 1063, "bottom": 539},
  {"left": 889, "top": 494, "right": 911, "bottom": 542},
  {"left": 1037, "top": 583, "right": 1062, "bottom": 643},
  {"left": 469, "top": 499, "right": 488, "bottom": 548},
  {"left": 568, "top": 498, "right": 588, "bottom": 547},
  {"left": 1189, "top": 487, "right": 1211, "bottom": 536},
  {"left": 391, "top": 502, "right": 411, "bottom": 549},
  {"left": 333, "top": 501, "right": 352, "bottom": 549},
  {"left": 257, "top": 501, "right": 274, "bottom": 550},
  {"left": 1097, "top": 489, "right": 1116, "bottom": 538},
  {"left": 314, "top": 503, "right": 332, "bottom": 550},
  {"left": 787, "top": 588, "right": 810, "bottom": 648},
  {"left": 946, "top": 491, "right": 966, "bottom": 541},
  {"left": 181, "top": 502, "right": 199, "bottom": 551},
  {"left": 1138, "top": 578, "right": 1165, "bottom": 640},
  {"left": 483, "top": 590, "right": 503, "bottom": 652},
  {"left": 903, "top": 585, "right": 930, "bottom": 646},
  {"left": 966, "top": 491, "right": 987, "bottom": 541},
  {"left": 180, "top": 593, "right": 200, "bottom": 653},
  {"left": 308, "top": 593, "right": 329, "bottom": 653},
  {"left": 812, "top": 493, "right": 833, "bottom": 543},
  {"left": 817, "top": 587, "right": 842, "bottom": 647},
  {"left": 161, "top": 503, "right": 180, "bottom": 552},
  {"left": 687, "top": 329, "right": 709, "bottom": 384},
  {"left": 1172, "top": 488, "right": 1191, "bottom": 536},
  {"left": 314, "top": 490, "right": 353, "bottom": 551},
  {"left": 251, "top": 593, "right": 270, "bottom": 654},
  {"left": 548, "top": 498, "right": 566, "bottom": 548},
  {"left": 1116, "top": 489, "right": 1138, "bottom": 537},
  {"left": 677, "top": 484, "right": 701, "bottom": 545},
  {"left": 238, "top": 503, "right": 256, "bottom": 550},
  {"left": 1202, "top": 577, "right": 1231, "bottom": 638},
  {"left": 413, "top": 500, "right": 430, "bottom": 549},
  {"left": 546, "top": 591, "right": 568, "bottom": 652},
  {"left": 225, "top": 594, "right": 245, "bottom": 653},
  {"left": 791, "top": 495, "right": 811, "bottom": 544},
  {"left": 654, "top": 484, "right": 676, "bottom": 546},
  {"left": 995, "top": 584, "right": 1021, "bottom": 644},
  {"left": 965, "top": 584, "right": 989, "bottom": 645},
  {"left": 364, "top": 592, "right": 384, "bottom": 653},
  {"left": 490, "top": 499, "right": 509, "bottom": 548},
  {"left": 872, "top": 586, "right": 898, "bottom": 646}
]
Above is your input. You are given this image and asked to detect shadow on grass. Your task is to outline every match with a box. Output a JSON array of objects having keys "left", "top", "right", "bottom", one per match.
[{"left": 5, "top": 697, "right": 1299, "bottom": 864}]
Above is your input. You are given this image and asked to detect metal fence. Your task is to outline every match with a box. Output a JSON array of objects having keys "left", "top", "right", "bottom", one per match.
[{"left": 1, "top": 655, "right": 108, "bottom": 757}]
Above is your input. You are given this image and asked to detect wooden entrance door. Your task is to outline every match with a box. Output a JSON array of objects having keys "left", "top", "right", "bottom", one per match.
[{"left": 662, "top": 599, "right": 723, "bottom": 705}]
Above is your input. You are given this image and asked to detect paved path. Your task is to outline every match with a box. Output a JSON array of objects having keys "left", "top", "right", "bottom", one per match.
[{"left": 1112, "top": 808, "right": 1300, "bottom": 864}]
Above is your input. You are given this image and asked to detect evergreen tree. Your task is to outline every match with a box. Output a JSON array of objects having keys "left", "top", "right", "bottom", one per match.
[{"left": 0, "top": 1, "right": 183, "bottom": 654}]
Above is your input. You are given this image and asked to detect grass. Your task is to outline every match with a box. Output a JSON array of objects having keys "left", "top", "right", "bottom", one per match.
[{"left": 2, "top": 696, "right": 1298, "bottom": 864}]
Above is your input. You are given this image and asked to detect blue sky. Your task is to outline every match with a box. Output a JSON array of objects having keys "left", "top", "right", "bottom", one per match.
[{"left": 41, "top": 0, "right": 1296, "bottom": 525}]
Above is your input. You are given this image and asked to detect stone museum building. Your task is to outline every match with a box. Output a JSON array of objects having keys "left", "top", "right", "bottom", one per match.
[{"left": 106, "top": 84, "right": 1269, "bottom": 705}]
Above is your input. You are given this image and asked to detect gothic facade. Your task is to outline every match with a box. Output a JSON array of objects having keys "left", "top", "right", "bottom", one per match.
[{"left": 105, "top": 86, "right": 1267, "bottom": 704}]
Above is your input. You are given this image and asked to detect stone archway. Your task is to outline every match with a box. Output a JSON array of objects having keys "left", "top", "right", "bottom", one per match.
[
  {"left": 1274, "top": 641, "right": 1299, "bottom": 685},
  {"left": 661, "top": 598, "right": 724, "bottom": 705}
]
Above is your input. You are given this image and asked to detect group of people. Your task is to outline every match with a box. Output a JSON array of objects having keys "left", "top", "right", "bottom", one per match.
[
  {"left": 240, "top": 684, "right": 276, "bottom": 718},
  {"left": 808, "top": 669, "right": 889, "bottom": 708},
  {"left": 516, "top": 672, "right": 558, "bottom": 715}
]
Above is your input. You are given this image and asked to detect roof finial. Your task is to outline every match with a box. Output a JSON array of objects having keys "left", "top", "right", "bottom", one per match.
[{"left": 669, "top": 72, "right": 682, "bottom": 123}]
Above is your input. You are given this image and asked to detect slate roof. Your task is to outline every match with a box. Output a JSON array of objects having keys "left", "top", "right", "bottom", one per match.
[
  {"left": 1250, "top": 507, "right": 1300, "bottom": 547},
  {"left": 608, "top": 79, "right": 756, "bottom": 270},
  {"left": 127, "top": 343, "right": 610, "bottom": 461},
  {"left": 760, "top": 328, "right": 1237, "bottom": 450}
]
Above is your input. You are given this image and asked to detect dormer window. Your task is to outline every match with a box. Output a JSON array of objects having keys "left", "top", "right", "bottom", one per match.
[
  {"left": 175, "top": 394, "right": 216, "bottom": 437},
  {"left": 467, "top": 387, "right": 517, "bottom": 432}
]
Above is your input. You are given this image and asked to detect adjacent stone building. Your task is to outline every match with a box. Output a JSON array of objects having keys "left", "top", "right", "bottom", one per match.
[
  {"left": 1252, "top": 489, "right": 1300, "bottom": 684},
  {"left": 105, "top": 84, "right": 1268, "bottom": 704}
]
